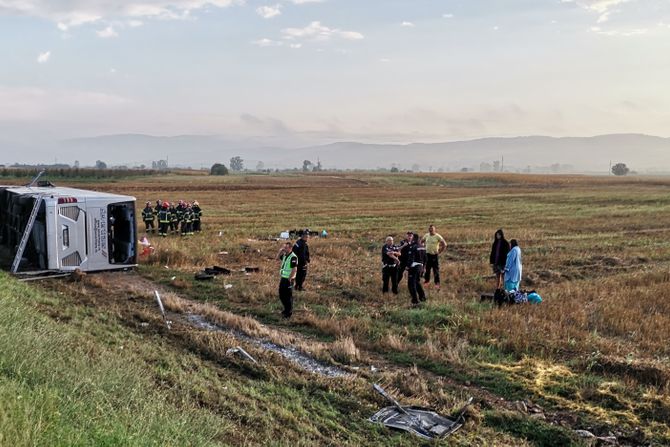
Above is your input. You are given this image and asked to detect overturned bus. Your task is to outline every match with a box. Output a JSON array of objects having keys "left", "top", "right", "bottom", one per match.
[{"left": 0, "top": 184, "right": 137, "bottom": 275}]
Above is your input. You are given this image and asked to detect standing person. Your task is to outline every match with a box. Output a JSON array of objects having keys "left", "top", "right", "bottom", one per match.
[
  {"left": 154, "top": 200, "right": 162, "bottom": 216},
  {"left": 192, "top": 201, "right": 202, "bottom": 232},
  {"left": 175, "top": 200, "right": 185, "bottom": 232},
  {"left": 169, "top": 202, "right": 178, "bottom": 235},
  {"left": 504, "top": 239, "right": 523, "bottom": 292},
  {"left": 396, "top": 231, "right": 413, "bottom": 283},
  {"left": 422, "top": 225, "right": 447, "bottom": 290},
  {"left": 292, "top": 230, "right": 310, "bottom": 291},
  {"left": 141, "top": 201, "right": 155, "bottom": 234},
  {"left": 278, "top": 242, "right": 298, "bottom": 318},
  {"left": 407, "top": 233, "right": 426, "bottom": 306},
  {"left": 489, "top": 229, "right": 511, "bottom": 290},
  {"left": 157, "top": 202, "right": 170, "bottom": 237},
  {"left": 382, "top": 236, "right": 401, "bottom": 295},
  {"left": 182, "top": 203, "right": 193, "bottom": 236}
]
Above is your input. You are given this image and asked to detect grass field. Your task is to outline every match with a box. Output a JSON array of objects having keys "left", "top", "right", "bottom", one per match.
[{"left": 2, "top": 172, "right": 670, "bottom": 446}]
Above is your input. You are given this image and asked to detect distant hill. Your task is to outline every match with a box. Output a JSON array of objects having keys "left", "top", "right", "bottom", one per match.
[
  {"left": 294, "top": 134, "right": 670, "bottom": 172},
  {"left": 7, "top": 133, "right": 670, "bottom": 172}
]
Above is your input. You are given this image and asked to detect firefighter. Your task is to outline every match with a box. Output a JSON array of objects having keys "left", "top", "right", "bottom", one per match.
[
  {"left": 277, "top": 241, "right": 298, "bottom": 318},
  {"left": 141, "top": 201, "right": 155, "bottom": 233},
  {"left": 158, "top": 202, "right": 170, "bottom": 237},
  {"left": 175, "top": 200, "right": 185, "bottom": 230},
  {"left": 292, "top": 229, "right": 310, "bottom": 291},
  {"left": 181, "top": 203, "right": 193, "bottom": 236},
  {"left": 169, "top": 202, "right": 178, "bottom": 234},
  {"left": 192, "top": 201, "right": 202, "bottom": 232},
  {"left": 154, "top": 200, "right": 162, "bottom": 216}
]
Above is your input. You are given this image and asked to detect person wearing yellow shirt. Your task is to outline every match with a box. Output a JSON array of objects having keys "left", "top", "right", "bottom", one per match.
[{"left": 421, "top": 225, "right": 446, "bottom": 290}]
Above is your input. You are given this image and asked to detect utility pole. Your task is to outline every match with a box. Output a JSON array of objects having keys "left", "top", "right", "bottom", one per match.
[{"left": 501, "top": 155, "right": 504, "bottom": 173}]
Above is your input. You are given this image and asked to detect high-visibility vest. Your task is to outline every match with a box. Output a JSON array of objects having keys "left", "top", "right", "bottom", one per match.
[
  {"left": 142, "top": 207, "right": 154, "bottom": 220},
  {"left": 184, "top": 209, "right": 192, "bottom": 223},
  {"left": 158, "top": 209, "right": 170, "bottom": 223},
  {"left": 280, "top": 253, "right": 297, "bottom": 279}
]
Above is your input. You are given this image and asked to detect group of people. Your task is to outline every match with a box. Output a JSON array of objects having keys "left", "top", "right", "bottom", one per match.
[
  {"left": 381, "top": 225, "right": 447, "bottom": 307},
  {"left": 380, "top": 226, "right": 523, "bottom": 307},
  {"left": 141, "top": 199, "right": 203, "bottom": 237},
  {"left": 271, "top": 224, "right": 523, "bottom": 317}
]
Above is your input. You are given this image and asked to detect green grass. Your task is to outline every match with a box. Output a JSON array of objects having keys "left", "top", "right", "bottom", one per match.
[
  {"left": 0, "top": 272, "right": 223, "bottom": 447},
  {"left": 484, "top": 411, "right": 583, "bottom": 447}
]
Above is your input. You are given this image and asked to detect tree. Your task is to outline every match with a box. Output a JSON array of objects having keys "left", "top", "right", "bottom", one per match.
[
  {"left": 390, "top": 166, "right": 399, "bottom": 173},
  {"left": 313, "top": 159, "right": 323, "bottom": 172},
  {"left": 230, "top": 156, "right": 244, "bottom": 172},
  {"left": 493, "top": 160, "right": 501, "bottom": 172},
  {"left": 210, "top": 163, "right": 229, "bottom": 176},
  {"left": 302, "top": 160, "right": 313, "bottom": 172},
  {"left": 256, "top": 161, "right": 265, "bottom": 171},
  {"left": 95, "top": 160, "right": 107, "bottom": 169},
  {"left": 612, "top": 163, "right": 630, "bottom": 176}
]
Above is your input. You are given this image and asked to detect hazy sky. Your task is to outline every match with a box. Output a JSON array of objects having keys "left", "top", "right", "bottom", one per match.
[{"left": 1, "top": 0, "right": 669, "bottom": 145}]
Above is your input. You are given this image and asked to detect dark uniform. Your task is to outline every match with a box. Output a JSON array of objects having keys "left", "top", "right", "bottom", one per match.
[
  {"left": 174, "top": 202, "right": 184, "bottom": 230},
  {"left": 382, "top": 244, "right": 399, "bottom": 294},
  {"left": 406, "top": 240, "right": 426, "bottom": 305},
  {"left": 169, "top": 204, "right": 178, "bottom": 234},
  {"left": 397, "top": 238, "right": 411, "bottom": 283},
  {"left": 279, "top": 251, "right": 298, "bottom": 318},
  {"left": 182, "top": 205, "right": 193, "bottom": 236},
  {"left": 158, "top": 205, "right": 171, "bottom": 237},
  {"left": 141, "top": 204, "right": 155, "bottom": 233},
  {"left": 292, "top": 236, "right": 310, "bottom": 291},
  {"left": 192, "top": 202, "right": 202, "bottom": 232}
]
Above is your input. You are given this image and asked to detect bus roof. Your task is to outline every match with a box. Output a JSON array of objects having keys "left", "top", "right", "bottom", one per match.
[{"left": 0, "top": 185, "right": 135, "bottom": 201}]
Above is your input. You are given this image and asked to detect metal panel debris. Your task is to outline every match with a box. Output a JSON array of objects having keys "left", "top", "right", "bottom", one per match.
[{"left": 370, "top": 384, "right": 472, "bottom": 440}]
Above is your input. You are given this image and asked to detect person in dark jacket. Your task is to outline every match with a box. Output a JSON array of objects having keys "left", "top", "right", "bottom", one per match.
[
  {"left": 157, "top": 202, "right": 170, "bottom": 237},
  {"left": 192, "top": 201, "right": 202, "bottom": 232},
  {"left": 292, "top": 230, "right": 310, "bottom": 291},
  {"left": 406, "top": 233, "right": 426, "bottom": 306},
  {"left": 396, "top": 231, "right": 413, "bottom": 283},
  {"left": 381, "top": 236, "right": 401, "bottom": 295},
  {"left": 175, "top": 200, "right": 185, "bottom": 230},
  {"left": 169, "top": 203, "right": 178, "bottom": 234},
  {"left": 489, "top": 229, "right": 511, "bottom": 289},
  {"left": 141, "top": 201, "right": 155, "bottom": 233}
]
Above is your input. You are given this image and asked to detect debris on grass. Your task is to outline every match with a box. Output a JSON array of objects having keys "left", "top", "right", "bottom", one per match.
[
  {"left": 226, "top": 346, "right": 258, "bottom": 364},
  {"left": 194, "top": 272, "right": 214, "bottom": 281},
  {"left": 186, "top": 314, "right": 349, "bottom": 378},
  {"left": 153, "top": 290, "right": 172, "bottom": 330},
  {"left": 369, "top": 384, "right": 472, "bottom": 440}
]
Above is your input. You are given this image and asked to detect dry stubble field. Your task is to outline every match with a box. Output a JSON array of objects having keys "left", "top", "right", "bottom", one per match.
[{"left": 12, "top": 172, "right": 670, "bottom": 446}]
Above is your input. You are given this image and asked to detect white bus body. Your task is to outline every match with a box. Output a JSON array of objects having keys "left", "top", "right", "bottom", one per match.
[{"left": 0, "top": 185, "right": 137, "bottom": 273}]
